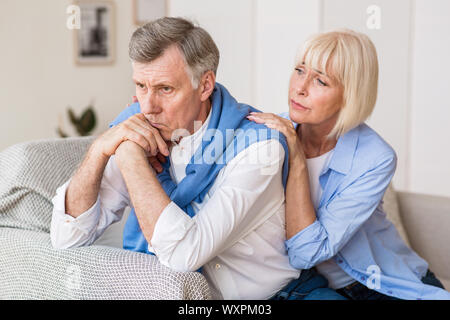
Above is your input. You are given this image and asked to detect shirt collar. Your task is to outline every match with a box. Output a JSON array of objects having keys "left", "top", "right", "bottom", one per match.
[
  {"left": 290, "top": 120, "right": 361, "bottom": 176},
  {"left": 326, "top": 125, "right": 360, "bottom": 175}
]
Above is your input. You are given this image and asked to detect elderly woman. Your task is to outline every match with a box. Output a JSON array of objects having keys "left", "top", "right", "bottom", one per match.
[{"left": 248, "top": 29, "right": 449, "bottom": 300}]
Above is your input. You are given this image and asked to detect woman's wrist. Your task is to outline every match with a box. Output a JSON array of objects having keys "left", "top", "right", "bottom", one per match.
[{"left": 289, "top": 151, "right": 307, "bottom": 171}]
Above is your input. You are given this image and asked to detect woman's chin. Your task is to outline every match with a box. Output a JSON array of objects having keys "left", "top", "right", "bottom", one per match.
[{"left": 289, "top": 109, "right": 307, "bottom": 124}]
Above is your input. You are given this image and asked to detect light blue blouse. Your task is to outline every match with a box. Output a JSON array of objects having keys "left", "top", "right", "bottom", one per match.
[{"left": 281, "top": 114, "right": 450, "bottom": 300}]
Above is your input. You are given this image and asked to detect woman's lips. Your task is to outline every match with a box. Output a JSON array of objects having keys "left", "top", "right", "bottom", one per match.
[{"left": 291, "top": 99, "right": 309, "bottom": 111}]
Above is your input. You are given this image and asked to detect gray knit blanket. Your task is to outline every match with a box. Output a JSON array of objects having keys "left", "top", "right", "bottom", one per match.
[{"left": 0, "top": 137, "right": 211, "bottom": 300}]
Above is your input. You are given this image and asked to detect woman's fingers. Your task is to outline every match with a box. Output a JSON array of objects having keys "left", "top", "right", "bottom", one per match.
[
  {"left": 248, "top": 112, "right": 294, "bottom": 127},
  {"left": 247, "top": 112, "right": 296, "bottom": 138},
  {"left": 246, "top": 115, "right": 266, "bottom": 124},
  {"left": 248, "top": 112, "right": 276, "bottom": 119}
]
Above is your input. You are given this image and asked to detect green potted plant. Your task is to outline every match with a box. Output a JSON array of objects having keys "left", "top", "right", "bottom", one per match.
[{"left": 57, "top": 104, "right": 97, "bottom": 138}]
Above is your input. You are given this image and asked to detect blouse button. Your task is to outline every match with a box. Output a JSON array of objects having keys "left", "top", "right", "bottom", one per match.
[{"left": 215, "top": 264, "right": 221, "bottom": 270}]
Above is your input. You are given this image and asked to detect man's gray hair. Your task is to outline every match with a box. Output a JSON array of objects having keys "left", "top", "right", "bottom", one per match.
[{"left": 129, "top": 17, "right": 220, "bottom": 88}]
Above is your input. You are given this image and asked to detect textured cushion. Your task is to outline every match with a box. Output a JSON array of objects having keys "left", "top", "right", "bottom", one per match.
[
  {"left": 0, "top": 136, "right": 96, "bottom": 233},
  {"left": 0, "top": 228, "right": 210, "bottom": 299},
  {"left": 382, "top": 184, "right": 411, "bottom": 247},
  {"left": 397, "top": 191, "right": 450, "bottom": 290},
  {"left": 0, "top": 137, "right": 211, "bottom": 299}
]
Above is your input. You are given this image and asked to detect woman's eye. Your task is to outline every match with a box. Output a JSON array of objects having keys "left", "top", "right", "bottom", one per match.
[
  {"left": 136, "top": 83, "right": 145, "bottom": 89},
  {"left": 295, "top": 68, "right": 304, "bottom": 74},
  {"left": 317, "top": 78, "right": 327, "bottom": 86}
]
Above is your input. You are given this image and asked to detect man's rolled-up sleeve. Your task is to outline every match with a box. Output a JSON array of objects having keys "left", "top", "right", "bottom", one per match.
[
  {"left": 50, "top": 155, "right": 131, "bottom": 249},
  {"left": 50, "top": 179, "right": 102, "bottom": 249}
]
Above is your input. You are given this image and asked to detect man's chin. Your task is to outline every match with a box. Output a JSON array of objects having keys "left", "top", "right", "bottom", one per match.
[{"left": 160, "top": 131, "right": 174, "bottom": 144}]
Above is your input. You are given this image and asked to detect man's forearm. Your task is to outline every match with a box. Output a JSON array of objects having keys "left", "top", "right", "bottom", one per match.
[
  {"left": 115, "top": 141, "right": 171, "bottom": 244},
  {"left": 65, "top": 141, "right": 110, "bottom": 218}
]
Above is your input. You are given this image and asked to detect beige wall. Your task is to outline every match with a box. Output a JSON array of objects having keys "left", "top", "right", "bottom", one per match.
[
  {"left": 0, "top": 0, "right": 136, "bottom": 150},
  {"left": 1, "top": 0, "right": 449, "bottom": 197}
]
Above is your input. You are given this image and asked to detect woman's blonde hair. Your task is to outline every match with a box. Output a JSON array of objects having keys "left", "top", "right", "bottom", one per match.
[{"left": 296, "top": 29, "right": 379, "bottom": 139}]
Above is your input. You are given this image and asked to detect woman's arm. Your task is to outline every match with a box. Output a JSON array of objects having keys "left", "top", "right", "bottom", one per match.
[
  {"left": 286, "top": 152, "right": 397, "bottom": 269},
  {"left": 285, "top": 158, "right": 316, "bottom": 238},
  {"left": 247, "top": 112, "right": 397, "bottom": 270}
]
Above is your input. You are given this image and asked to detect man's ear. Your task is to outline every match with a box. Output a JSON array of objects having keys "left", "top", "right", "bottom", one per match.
[{"left": 199, "top": 71, "right": 216, "bottom": 102}]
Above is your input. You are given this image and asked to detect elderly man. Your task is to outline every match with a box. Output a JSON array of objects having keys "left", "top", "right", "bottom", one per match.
[{"left": 50, "top": 17, "right": 301, "bottom": 300}]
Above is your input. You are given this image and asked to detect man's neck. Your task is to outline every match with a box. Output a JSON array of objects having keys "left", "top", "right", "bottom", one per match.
[
  {"left": 191, "top": 98, "right": 212, "bottom": 135},
  {"left": 170, "top": 98, "right": 212, "bottom": 146}
]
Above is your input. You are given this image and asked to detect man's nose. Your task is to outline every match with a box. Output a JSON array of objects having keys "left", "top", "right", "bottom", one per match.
[{"left": 140, "top": 91, "right": 160, "bottom": 114}]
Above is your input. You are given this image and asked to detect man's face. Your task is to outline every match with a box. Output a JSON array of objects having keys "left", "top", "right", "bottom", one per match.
[{"left": 132, "top": 45, "right": 204, "bottom": 141}]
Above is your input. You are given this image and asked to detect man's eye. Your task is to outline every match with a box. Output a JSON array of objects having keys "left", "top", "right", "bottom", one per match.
[{"left": 161, "top": 86, "right": 173, "bottom": 93}]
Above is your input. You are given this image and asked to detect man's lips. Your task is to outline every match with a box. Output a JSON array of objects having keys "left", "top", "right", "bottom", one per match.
[
  {"left": 291, "top": 99, "right": 309, "bottom": 111},
  {"left": 148, "top": 121, "right": 164, "bottom": 129}
]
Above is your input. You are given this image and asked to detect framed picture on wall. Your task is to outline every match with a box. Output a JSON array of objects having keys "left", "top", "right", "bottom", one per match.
[
  {"left": 73, "top": 0, "right": 115, "bottom": 65},
  {"left": 133, "top": 0, "right": 167, "bottom": 26}
]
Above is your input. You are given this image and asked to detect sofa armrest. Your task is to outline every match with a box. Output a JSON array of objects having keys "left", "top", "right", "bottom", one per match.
[
  {"left": 397, "top": 191, "right": 450, "bottom": 290},
  {"left": 0, "top": 228, "right": 211, "bottom": 300}
]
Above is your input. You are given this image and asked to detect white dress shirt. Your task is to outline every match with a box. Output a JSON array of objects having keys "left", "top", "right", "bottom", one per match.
[{"left": 50, "top": 111, "right": 300, "bottom": 300}]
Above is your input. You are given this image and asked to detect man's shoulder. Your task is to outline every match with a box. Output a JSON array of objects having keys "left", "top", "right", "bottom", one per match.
[
  {"left": 225, "top": 139, "right": 286, "bottom": 170},
  {"left": 109, "top": 102, "right": 141, "bottom": 128}
]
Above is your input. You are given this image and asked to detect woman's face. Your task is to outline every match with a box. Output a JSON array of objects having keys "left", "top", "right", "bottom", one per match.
[{"left": 288, "top": 63, "right": 344, "bottom": 128}]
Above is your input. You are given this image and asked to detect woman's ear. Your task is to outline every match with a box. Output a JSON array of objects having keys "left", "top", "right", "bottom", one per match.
[{"left": 199, "top": 71, "right": 216, "bottom": 102}]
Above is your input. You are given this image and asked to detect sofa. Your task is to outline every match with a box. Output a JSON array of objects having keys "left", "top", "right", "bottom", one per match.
[{"left": 0, "top": 136, "right": 448, "bottom": 299}]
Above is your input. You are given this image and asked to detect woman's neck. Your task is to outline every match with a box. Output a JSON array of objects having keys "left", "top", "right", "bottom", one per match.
[{"left": 299, "top": 122, "right": 338, "bottom": 159}]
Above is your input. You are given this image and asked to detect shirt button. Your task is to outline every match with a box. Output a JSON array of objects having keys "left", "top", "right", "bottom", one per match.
[
  {"left": 337, "top": 259, "right": 343, "bottom": 264},
  {"left": 215, "top": 264, "right": 221, "bottom": 270},
  {"left": 361, "top": 276, "right": 366, "bottom": 281},
  {"left": 388, "top": 290, "right": 393, "bottom": 295}
]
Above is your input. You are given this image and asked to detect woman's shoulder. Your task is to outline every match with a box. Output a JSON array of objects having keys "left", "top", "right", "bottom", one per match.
[
  {"left": 357, "top": 123, "right": 395, "bottom": 156},
  {"left": 352, "top": 123, "right": 397, "bottom": 168},
  {"left": 331, "top": 123, "right": 397, "bottom": 192}
]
